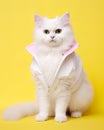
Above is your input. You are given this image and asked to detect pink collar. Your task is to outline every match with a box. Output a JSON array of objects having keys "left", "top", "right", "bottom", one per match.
[
  {"left": 26, "top": 40, "right": 78, "bottom": 57},
  {"left": 62, "top": 40, "right": 78, "bottom": 55}
]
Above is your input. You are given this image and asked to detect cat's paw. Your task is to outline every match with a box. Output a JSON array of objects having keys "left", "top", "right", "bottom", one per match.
[
  {"left": 71, "top": 111, "right": 82, "bottom": 118},
  {"left": 35, "top": 113, "right": 48, "bottom": 121},
  {"left": 55, "top": 115, "right": 67, "bottom": 122},
  {"left": 2, "top": 109, "right": 21, "bottom": 121}
]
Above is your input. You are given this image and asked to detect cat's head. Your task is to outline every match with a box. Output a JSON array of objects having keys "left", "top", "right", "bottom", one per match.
[{"left": 34, "top": 13, "right": 74, "bottom": 48}]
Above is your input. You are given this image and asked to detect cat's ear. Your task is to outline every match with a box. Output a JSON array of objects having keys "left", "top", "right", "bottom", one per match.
[
  {"left": 34, "top": 14, "right": 43, "bottom": 27},
  {"left": 60, "top": 12, "right": 70, "bottom": 26}
]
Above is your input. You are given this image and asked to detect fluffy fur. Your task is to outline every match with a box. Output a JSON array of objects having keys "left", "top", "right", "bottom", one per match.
[{"left": 2, "top": 13, "right": 93, "bottom": 122}]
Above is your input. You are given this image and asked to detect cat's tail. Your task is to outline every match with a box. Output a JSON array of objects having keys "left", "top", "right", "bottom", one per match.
[{"left": 2, "top": 102, "right": 38, "bottom": 121}]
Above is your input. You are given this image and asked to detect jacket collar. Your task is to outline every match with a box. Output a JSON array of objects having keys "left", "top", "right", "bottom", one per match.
[{"left": 26, "top": 40, "right": 78, "bottom": 57}]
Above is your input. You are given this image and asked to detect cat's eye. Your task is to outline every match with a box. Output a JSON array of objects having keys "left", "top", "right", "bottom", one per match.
[
  {"left": 55, "top": 29, "right": 62, "bottom": 34},
  {"left": 44, "top": 29, "right": 50, "bottom": 34}
]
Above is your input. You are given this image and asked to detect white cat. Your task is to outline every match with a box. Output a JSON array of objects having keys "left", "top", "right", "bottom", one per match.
[{"left": 2, "top": 13, "right": 93, "bottom": 122}]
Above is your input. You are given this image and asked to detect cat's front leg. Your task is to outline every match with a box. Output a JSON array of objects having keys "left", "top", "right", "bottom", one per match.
[
  {"left": 35, "top": 95, "right": 49, "bottom": 121},
  {"left": 33, "top": 74, "right": 50, "bottom": 121},
  {"left": 55, "top": 96, "right": 70, "bottom": 122}
]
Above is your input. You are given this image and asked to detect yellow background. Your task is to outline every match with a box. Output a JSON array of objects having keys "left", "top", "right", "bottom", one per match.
[{"left": 0, "top": 0, "right": 104, "bottom": 129}]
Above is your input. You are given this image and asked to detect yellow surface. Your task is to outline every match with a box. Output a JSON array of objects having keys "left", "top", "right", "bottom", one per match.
[{"left": 0, "top": 0, "right": 104, "bottom": 129}]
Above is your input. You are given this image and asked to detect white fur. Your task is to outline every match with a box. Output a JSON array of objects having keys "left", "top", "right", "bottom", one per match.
[
  {"left": 2, "top": 13, "right": 93, "bottom": 122},
  {"left": 2, "top": 102, "right": 38, "bottom": 121}
]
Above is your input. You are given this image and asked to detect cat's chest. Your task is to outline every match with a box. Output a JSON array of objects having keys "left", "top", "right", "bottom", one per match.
[
  {"left": 38, "top": 53, "right": 61, "bottom": 72},
  {"left": 37, "top": 52, "right": 62, "bottom": 86}
]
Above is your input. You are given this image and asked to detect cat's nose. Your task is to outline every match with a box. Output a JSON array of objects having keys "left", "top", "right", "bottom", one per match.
[{"left": 50, "top": 36, "right": 55, "bottom": 39}]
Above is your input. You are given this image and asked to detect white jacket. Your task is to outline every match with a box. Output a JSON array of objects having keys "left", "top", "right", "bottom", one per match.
[{"left": 26, "top": 41, "right": 84, "bottom": 94}]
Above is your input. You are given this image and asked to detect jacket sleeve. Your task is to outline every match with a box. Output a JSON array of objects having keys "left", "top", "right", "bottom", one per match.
[
  {"left": 30, "top": 58, "right": 48, "bottom": 91},
  {"left": 30, "top": 58, "right": 42, "bottom": 76}
]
